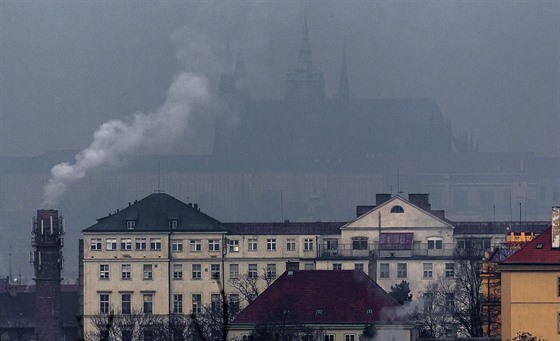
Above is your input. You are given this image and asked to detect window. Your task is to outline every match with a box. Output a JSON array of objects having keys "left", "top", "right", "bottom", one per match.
[
  {"left": 324, "top": 335, "right": 335, "bottom": 341},
  {"left": 229, "top": 264, "right": 239, "bottom": 279},
  {"left": 211, "top": 293, "right": 221, "bottom": 313},
  {"left": 121, "top": 264, "right": 131, "bottom": 280},
  {"left": 99, "top": 293, "right": 110, "bottom": 314},
  {"left": 390, "top": 205, "right": 404, "bottom": 213},
  {"left": 427, "top": 238, "right": 443, "bottom": 250},
  {"left": 209, "top": 239, "right": 220, "bottom": 252},
  {"left": 143, "top": 264, "right": 153, "bottom": 280},
  {"left": 192, "top": 294, "right": 202, "bottom": 314},
  {"left": 352, "top": 237, "right": 368, "bottom": 250},
  {"left": 143, "top": 293, "right": 153, "bottom": 314},
  {"left": 248, "top": 238, "right": 258, "bottom": 251},
  {"left": 106, "top": 238, "right": 117, "bottom": 251},
  {"left": 423, "top": 293, "right": 433, "bottom": 312},
  {"left": 325, "top": 239, "right": 338, "bottom": 250},
  {"left": 122, "top": 330, "right": 132, "bottom": 341},
  {"left": 228, "top": 239, "right": 239, "bottom": 252},
  {"left": 445, "top": 263, "right": 455, "bottom": 278},
  {"left": 192, "top": 264, "right": 201, "bottom": 279},
  {"left": 380, "top": 263, "right": 390, "bottom": 278},
  {"left": 304, "top": 263, "right": 315, "bottom": 270},
  {"left": 126, "top": 220, "right": 135, "bottom": 229},
  {"left": 248, "top": 264, "right": 258, "bottom": 279},
  {"left": 345, "top": 335, "right": 356, "bottom": 341},
  {"left": 99, "top": 264, "right": 110, "bottom": 280},
  {"left": 121, "top": 293, "right": 131, "bottom": 314},
  {"left": 173, "top": 294, "right": 183, "bottom": 314},
  {"left": 211, "top": 264, "right": 221, "bottom": 279},
  {"left": 286, "top": 238, "right": 296, "bottom": 251},
  {"left": 169, "top": 220, "right": 178, "bottom": 229},
  {"left": 266, "top": 239, "right": 276, "bottom": 251},
  {"left": 333, "top": 263, "right": 342, "bottom": 270},
  {"left": 304, "top": 238, "right": 314, "bottom": 251},
  {"left": 90, "top": 238, "right": 102, "bottom": 251},
  {"left": 423, "top": 263, "right": 433, "bottom": 278},
  {"left": 143, "top": 330, "right": 153, "bottom": 341},
  {"left": 394, "top": 263, "right": 407, "bottom": 278},
  {"left": 229, "top": 294, "right": 240, "bottom": 315},
  {"left": 266, "top": 264, "right": 277, "bottom": 280},
  {"left": 445, "top": 293, "right": 455, "bottom": 312},
  {"left": 172, "top": 239, "right": 183, "bottom": 252},
  {"left": 135, "top": 238, "right": 146, "bottom": 250},
  {"left": 150, "top": 238, "right": 161, "bottom": 251},
  {"left": 190, "top": 239, "right": 202, "bottom": 252},
  {"left": 120, "top": 238, "right": 132, "bottom": 250},
  {"left": 354, "top": 263, "right": 364, "bottom": 271},
  {"left": 173, "top": 264, "right": 183, "bottom": 280}
]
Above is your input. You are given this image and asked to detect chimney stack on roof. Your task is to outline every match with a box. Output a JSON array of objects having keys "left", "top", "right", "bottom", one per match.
[
  {"left": 376, "top": 193, "right": 391, "bottom": 206},
  {"left": 552, "top": 207, "right": 560, "bottom": 248},
  {"left": 408, "top": 193, "right": 431, "bottom": 211}
]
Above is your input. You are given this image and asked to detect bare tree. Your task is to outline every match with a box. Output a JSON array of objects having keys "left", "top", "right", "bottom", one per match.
[
  {"left": 228, "top": 268, "right": 274, "bottom": 305},
  {"left": 454, "top": 246, "right": 485, "bottom": 337},
  {"left": 416, "top": 278, "right": 456, "bottom": 338}
]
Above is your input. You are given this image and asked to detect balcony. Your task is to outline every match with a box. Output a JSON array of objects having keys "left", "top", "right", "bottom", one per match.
[{"left": 318, "top": 242, "right": 457, "bottom": 259}]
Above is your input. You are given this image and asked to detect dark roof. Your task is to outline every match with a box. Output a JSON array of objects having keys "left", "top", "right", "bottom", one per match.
[
  {"left": 501, "top": 227, "right": 560, "bottom": 265},
  {"left": 83, "top": 193, "right": 225, "bottom": 233},
  {"left": 224, "top": 222, "right": 344, "bottom": 235},
  {"left": 453, "top": 221, "right": 550, "bottom": 235},
  {"left": 231, "top": 270, "right": 404, "bottom": 325},
  {"left": 0, "top": 285, "right": 79, "bottom": 328}
]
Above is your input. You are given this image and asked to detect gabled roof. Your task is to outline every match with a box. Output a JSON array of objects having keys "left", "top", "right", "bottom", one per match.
[
  {"left": 83, "top": 193, "right": 225, "bottom": 233},
  {"left": 500, "top": 227, "right": 560, "bottom": 265},
  {"left": 231, "top": 270, "right": 405, "bottom": 325},
  {"left": 342, "top": 196, "right": 453, "bottom": 230}
]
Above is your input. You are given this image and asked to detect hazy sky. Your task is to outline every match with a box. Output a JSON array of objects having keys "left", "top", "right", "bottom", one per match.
[{"left": 1, "top": 1, "right": 559, "bottom": 157}]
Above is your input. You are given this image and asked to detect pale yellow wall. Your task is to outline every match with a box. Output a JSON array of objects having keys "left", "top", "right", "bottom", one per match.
[{"left": 501, "top": 270, "right": 560, "bottom": 341}]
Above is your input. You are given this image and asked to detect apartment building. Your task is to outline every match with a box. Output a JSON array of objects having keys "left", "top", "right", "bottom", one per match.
[{"left": 81, "top": 191, "right": 547, "bottom": 337}]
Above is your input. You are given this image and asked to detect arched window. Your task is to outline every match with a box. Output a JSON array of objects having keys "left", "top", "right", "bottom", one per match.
[
  {"left": 427, "top": 237, "right": 443, "bottom": 250},
  {"left": 390, "top": 205, "right": 404, "bottom": 213}
]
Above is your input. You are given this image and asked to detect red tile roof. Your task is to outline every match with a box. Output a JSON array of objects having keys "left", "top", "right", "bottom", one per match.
[
  {"left": 231, "top": 270, "right": 405, "bottom": 325},
  {"left": 501, "top": 226, "right": 560, "bottom": 265}
]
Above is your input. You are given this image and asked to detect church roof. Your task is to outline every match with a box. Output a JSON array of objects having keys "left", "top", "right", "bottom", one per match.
[
  {"left": 231, "top": 270, "right": 405, "bottom": 325},
  {"left": 83, "top": 192, "right": 225, "bottom": 233}
]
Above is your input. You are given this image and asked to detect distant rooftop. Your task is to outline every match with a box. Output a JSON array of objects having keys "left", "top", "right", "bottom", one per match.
[{"left": 500, "top": 227, "right": 559, "bottom": 265}]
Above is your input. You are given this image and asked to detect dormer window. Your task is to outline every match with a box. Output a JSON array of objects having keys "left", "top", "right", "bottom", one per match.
[
  {"left": 169, "top": 220, "right": 178, "bottom": 229},
  {"left": 390, "top": 205, "right": 404, "bottom": 213},
  {"left": 126, "top": 220, "right": 135, "bottom": 230},
  {"left": 366, "top": 309, "right": 373, "bottom": 315},
  {"left": 316, "top": 309, "right": 323, "bottom": 316}
]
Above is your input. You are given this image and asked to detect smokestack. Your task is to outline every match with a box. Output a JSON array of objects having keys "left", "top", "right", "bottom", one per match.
[
  {"left": 552, "top": 207, "right": 560, "bottom": 248},
  {"left": 32, "top": 209, "right": 64, "bottom": 340}
]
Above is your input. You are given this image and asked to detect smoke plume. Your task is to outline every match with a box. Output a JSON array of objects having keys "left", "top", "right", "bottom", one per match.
[{"left": 42, "top": 72, "right": 209, "bottom": 208}]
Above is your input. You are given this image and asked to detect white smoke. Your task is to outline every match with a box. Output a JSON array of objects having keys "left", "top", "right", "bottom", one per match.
[{"left": 42, "top": 72, "right": 209, "bottom": 208}]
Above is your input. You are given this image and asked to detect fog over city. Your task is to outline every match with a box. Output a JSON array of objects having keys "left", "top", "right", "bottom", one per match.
[{"left": 0, "top": 1, "right": 559, "bottom": 283}]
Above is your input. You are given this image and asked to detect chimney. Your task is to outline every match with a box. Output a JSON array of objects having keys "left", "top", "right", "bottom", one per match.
[
  {"left": 356, "top": 206, "right": 375, "bottom": 218},
  {"left": 408, "top": 193, "right": 431, "bottom": 211},
  {"left": 376, "top": 193, "right": 391, "bottom": 206},
  {"left": 552, "top": 207, "right": 560, "bottom": 248}
]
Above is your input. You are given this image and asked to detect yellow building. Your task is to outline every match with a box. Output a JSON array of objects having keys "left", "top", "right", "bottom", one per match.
[{"left": 499, "top": 208, "right": 560, "bottom": 341}]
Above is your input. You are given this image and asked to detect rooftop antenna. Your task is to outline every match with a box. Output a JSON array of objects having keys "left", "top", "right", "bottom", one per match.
[
  {"left": 280, "top": 189, "right": 284, "bottom": 222},
  {"left": 396, "top": 164, "right": 404, "bottom": 195},
  {"left": 9, "top": 244, "right": 12, "bottom": 284},
  {"left": 156, "top": 161, "right": 164, "bottom": 193}
]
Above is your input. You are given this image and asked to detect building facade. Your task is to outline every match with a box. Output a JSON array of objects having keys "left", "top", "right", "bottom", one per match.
[
  {"left": 81, "top": 191, "right": 550, "bottom": 338},
  {"left": 499, "top": 208, "right": 560, "bottom": 341}
]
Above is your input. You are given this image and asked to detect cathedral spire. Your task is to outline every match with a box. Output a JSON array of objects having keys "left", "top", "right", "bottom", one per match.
[
  {"left": 338, "top": 44, "right": 350, "bottom": 102},
  {"left": 298, "top": 17, "right": 313, "bottom": 71}
]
